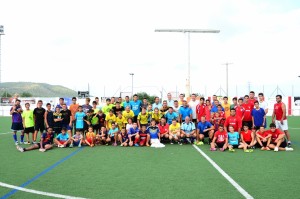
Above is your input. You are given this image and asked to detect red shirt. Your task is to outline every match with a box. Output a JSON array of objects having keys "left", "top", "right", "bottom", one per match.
[
  {"left": 158, "top": 123, "right": 169, "bottom": 135},
  {"left": 218, "top": 111, "right": 225, "bottom": 119},
  {"left": 224, "top": 116, "right": 242, "bottom": 132},
  {"left": 248, "top": 98, "right": 256, "bottom": 107},
  {"left": 235, "top": 106, "right": 245, "bottom": 120},
  {"left": 205, "top": 105, "right": 212, "bottom": 122},
  {"left": 196, "top": 104, "right": 206, "bottom": 120},
  {"left": 256, "top": 131, "right": 269, "bottom": 141},
  {"left": 242, "top": 103, "right": 253, "bottom": 121},
  {"left": 274, "top": 102, "right": 287, "bottom": 120},
  {"left": 214, "top": 130, "right": 227, "bottom": 143},
  {"left": 241, "top": 130, "right": 252, "bottom": 142},
  {"left": 265, "top": 129, "right": 285, "bottom": 143}
]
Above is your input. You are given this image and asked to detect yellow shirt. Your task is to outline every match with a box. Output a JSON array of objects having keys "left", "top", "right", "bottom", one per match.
[
  {"left": 115, "top": 116, "right": 126, "bottom": 130},
  {"left": 137, "top": 112, "right": 149, "bottom": 125},
  {"left": 105, "top": 114, "right": 116, "bottom": 129},
  {"left": 122, "top": 110, "right": 134, "bottom": 123},
  {"left": 169, "top": 123, "right": 180, "bottom": 134},
  {"left": 151, "top": 112, "right": 162, "bottom": 123},
  {"left": 222, "top": 103, "right": 231, "bottom": 118}
]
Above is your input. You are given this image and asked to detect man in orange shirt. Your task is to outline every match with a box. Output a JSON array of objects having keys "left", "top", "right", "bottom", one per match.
[{"left": 69, "top": 97, "right": 79, "bottom": 134}]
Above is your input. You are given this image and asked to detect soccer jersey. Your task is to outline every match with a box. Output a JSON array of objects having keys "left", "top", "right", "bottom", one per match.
[
  {"left": 86, "top": 132, "right": 96, "bottom": 140},
  {"left": 41, "top": 132, "right": 54, "bottom": 144},
  {"left": 98, "top": 113, "right": 106, "bottom": 127},
  {"left": 121, "top": 133, "right": 128, "bottom": 142},
  {"left": 224, "top": 116, "right": 242, "bottom": 132},
  {"left": 265, "top": 129, "right": 285, "bottom": 143},
  {"left": 130, "top": 100, "right": 142, "bottom": 116},
  {"left": 105, "top": 114, "right": 116, "bottom": 129},
  {"left": 69, "top": 103, "right": 79, "bottom": 121},
  {"left": 151, "top": 112, "right": 162, "bottom": 123},
  {"left": 11, "top": 105, "right": 23, "bottom": 123},
  {"left": 102, "top": 104, "right": 113, "bottom": 115},
  {"left": 152, "top": 103, "right": 162, "bottom": 110},
  {"left": 53, "top": 112, "right": 62, "bottom": 128},
  {"left": 256, "top": 131, "right": 270, "bottom": 140},
  {"left": 73, "top": 134, "right": 83, "bottom": 140},
  {"left": 179, "top": 106, "right": 192, "bottom": 120},
  {"left": 273, "top": 102, "right": 286, "bottom": 120},
  {"left": 112, "top": 106, "right": 124, "bottom": 115},
  {"left": 115, "top": 116, "right": 126, "bottom": 130},
  {"left": 188, "top": 100, "right": 200, "bottom": 120},
  {"left": 196, "top": 104, "right": 206, "bottom": 121},
  {"left": 197, "top": 121, "right": 213, "bottom": 134},
  {"left": 46, "top": 110, "right": 54, "bottom": 128},
  {"left": 241, "top": 130, "right": 252, "bottom": 142},
  {"left": 22, "top": 110, "right": 34, "bottom": 128},
  {"left": 56, "top": 133, "right": 69, "bottom": 141},
  {"left": 137, "top": 112, "right": 149, "bottom": 125},
  {"left": 33, "top": 107, "right": 46, "bottom": 124},
  {"left": 165, "top": 112, "right": 178, "bottom": 125},
  {"left": 235, "top": 106, "right": 245, "bottom": 120},
  {"left": 128, "top": 127, "right": 140, "bottom": 135},
  {"left": 228, "top": 132, "right": 239, "bottom": 145},
  {"left": 251, "top": 108, "right": 265, "bottom": 127},
  {"left": 61, "top": 109, "right": 72, "bottom": 125},
  {"left": 91, "top": 108, "right": 100, "bottom": 125},
  {"left": 242, "top": 103, "right": 253, "bottom": 121},
  {"left": 122, "top": 110, "right": 134, "bottom": 123},
  {"left": 169, "top": 123, "right": 180, "bottom": 134},
  {"left": 122, "top": 101, "right": 131, "bottom": 109},
  {"left": 75, "top": 112, "right": 86, "bottom": 129},
  {"left": 108, "top": 128, "right": 119, "bottom": 137},
  {"left": 222, "top": 103, "right": 231, "bottom": 118},
  {"left": 181, "top": 122, "right": 195, "bottom": 134},
  {"left": 147, "top": 126, "right": 160, "bottom": 139},
  {"left": 158, "top": 123, "right": 169, "bottom": 135},
  {"left": 82, "top": 104, "right": 93, "bottom": 114},
  {"left": 214, "top": 131, "right": 227, "bottom": 143},
  {"left": 205, "top": 106, "right": 212, "bottom": 122}
]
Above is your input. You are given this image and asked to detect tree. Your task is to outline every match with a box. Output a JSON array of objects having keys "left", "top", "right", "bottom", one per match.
[
  {"left": 135, "top": 92, "right": 156, "bottom": 104},
  {"left": 1, "top": 91, "right": 12, "bottom": 97},
  {"left": 20, "top": 92, "right": 33, "bottom": 97}
]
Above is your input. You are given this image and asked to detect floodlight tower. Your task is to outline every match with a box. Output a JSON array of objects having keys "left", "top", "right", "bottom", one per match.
[
  {"left": 0, "top": 25, "right": 4, "bottom": 84},
  {"left": 155, "top": 29, "right": 220, "bottom": 98}
]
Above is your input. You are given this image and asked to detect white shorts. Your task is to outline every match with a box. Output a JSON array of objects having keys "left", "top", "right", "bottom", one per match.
[
  {"left": 275, "top": 120, "right": 288, "bottom": 131},
  {"left": 150, "top": 139, "right": 165, "bottom": 148}
]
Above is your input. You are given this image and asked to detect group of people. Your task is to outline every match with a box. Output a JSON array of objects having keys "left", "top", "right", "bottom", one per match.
[{"left": 12, "top": 91, "right": 294, "bottom": 153}]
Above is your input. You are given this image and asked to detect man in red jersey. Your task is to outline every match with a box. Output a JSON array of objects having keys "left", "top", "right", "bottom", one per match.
[
  {"left": 248, "top": 91, "right": 256, "bottom": 107},
  {"left": 267, "top": 123, "right": 293, "bottom": 152},
  {"left": 204, "top": 99, "right": 212, "bottom": 122},
  {"left": 224, "top": 109, "right": 242, "bottom": 133},
  {"left": 196, "top": 97, "right": 206, "bottom": 123},
  {"left": 235, "top": 98, "right": 245, "bottom": 121},
  {"left": 210, "top": 124, "right": 228, "bottom": 151},
  {"left": 272, "top": 95, "right": 291, "bottom": 147},
  {"left": 242, "top": 95, "right": 254, "bottom": 129}
]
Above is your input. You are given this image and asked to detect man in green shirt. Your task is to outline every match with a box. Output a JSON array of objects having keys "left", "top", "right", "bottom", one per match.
[
  {"left": 22, "top": 103, "right": 35, "bottom": 144},
  {"left": 102, "top": 98, "right": 114, "bottom": 115}
]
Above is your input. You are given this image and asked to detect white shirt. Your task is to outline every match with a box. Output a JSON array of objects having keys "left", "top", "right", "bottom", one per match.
[
  {"left": 188, "top": 100, "right": 200, "bottom": 119},
  {"left": 259, "top": 100, "right": 268, "bottom": 112}
]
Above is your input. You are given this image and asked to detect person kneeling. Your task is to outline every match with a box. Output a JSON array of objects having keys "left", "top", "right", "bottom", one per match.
[
  {"left": 54, "top": 127, "right": 71, "bottom": 148},
  {"left": 210, "top": 125, "right": 227, "bottom": 151},
  {"left": 267, "top": 123, "right": 293, "bottom": 152},
  {"left": 148, "top": 119, "right": 165, "bottom": 148}
]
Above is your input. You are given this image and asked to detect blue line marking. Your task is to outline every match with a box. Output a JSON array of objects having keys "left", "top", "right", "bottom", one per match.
[{"left": 1, "top": 148, "right": 83, "bottom": 199}]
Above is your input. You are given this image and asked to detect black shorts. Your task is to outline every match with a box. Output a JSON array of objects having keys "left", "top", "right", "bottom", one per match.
[
  {"left": 11, "top": 122, "right": 24, "bottom": 131},
  {"left": 216, "top": 142, "right": 225, "bottom": 148},
  {"left": 256, "top": 141, "right": 268, "bottom": 148},
  {"left": 36, "top": 142, "right": 51, "bottom": 148},
  {"left": 34, "top": 123, "right": 45, "bottom": 132},
  {"left": 24, "top": 127, "right": 34, "bottom": 134},
  {"left": 245, "top": 141, "right": 251, "bottom": 145},
  {"left": 92, "top": 124, "right": 100, "bottom": 131},
  {"left": 230, "top": 144, "right": 239, "bottom": 149},
  {"left": 279, "top": 140, "right": 287, "bottom": 148},
  {"left": 242, "top": 121, "right": 253, "bottom": 129},
  {"left": 200, "top": 132, "right": 209, "bottom": 137},
  {"left": 133, "top": 115, "right": 138, "bottom": 123},
  {"left": 53, "top": 127, "right": 62, "bottom": 135}
]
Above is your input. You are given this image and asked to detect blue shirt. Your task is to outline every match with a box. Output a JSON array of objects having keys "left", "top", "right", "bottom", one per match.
[
  {"left": 123, "top": 101, "right": 131, "bottom": 109},
  {"left": 179, "top": 106, "right": 192, "bottom": 119},
  {"left": 165, "top": 112, "right": 178, "bottom": 124},
  {"left": 228, "top": 132, "right": 239, "bottom": 145},
  {"left": 56, "top": 133, "right": 69, "bottom": 141},
  {"left": 75, "top": 112, "right": 86, "bottom": 129},
  {"left": 129, "top": 127, "right": 140, "bottom": 135},
  {"left": 197, "top": 121, "right": 213, "bottom": 134},
  {"left": 108, "top": 128, "right": 119, "bottom": 137},
  {"left": 152, "top": 103, "right": 162, "bottom": 110},
  {"left": 251, "top": 108, "right": 265, "bottom": 127},
  {"left": 167, "top": 100, "right": 174, "bottom": 108},
  {"left": 130, "top": 100, "right": 142, "bottom": 116},
  {"left": 147, "top": 126, "right": 160, "bottom": 139},
  {"left": 181, "top": 122, "right": 195, "bottom": 134}
]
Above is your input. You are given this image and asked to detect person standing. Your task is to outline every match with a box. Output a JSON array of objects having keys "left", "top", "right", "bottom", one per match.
[
  {"left": 69, "top": 97, "right": 79, "bottom": 133},
  {"left": 10, "top": 99, "right": 24, "bottom": 145},
  {"left": 60, "top": 103, "right": 73, "bottom": 137},
  {"left": 251, "top": 101, "right": 266, "bottom": 130},
  {"left": 33, "top": 100, "right": 46, "bottom": 144},
  {"left": 130, "top": 94, "right": 142, "bottom": 123},
  {"left": 152, "top": 97, "right": 162, "bottom": 110},
  {"left": 272, "top": 95, "right": 291, "bottom": 147},
  {"left": 166, "top": 93, "right": 174, "bottom": 108},
  {"left": 188, "top": 93, "right": 200, "bottom": 123}
]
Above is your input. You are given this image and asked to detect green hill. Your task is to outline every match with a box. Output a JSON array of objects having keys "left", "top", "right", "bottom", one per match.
[{"left": 0, "top": 82, "right": 77, "bottom": 97}]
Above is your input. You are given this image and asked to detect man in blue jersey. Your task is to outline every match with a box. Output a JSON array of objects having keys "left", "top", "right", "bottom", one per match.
[
  {"left": 54, "top": 127, "right": 71, "bottom": 148},
  {"left": 122, "top": 96, "right": 131, "bottom": 109},
  {"left": 251, "top": 101, "right": 266, "bottom": 130},
  {"left": 178, "top": 100, "right": 192, "bottom": 123},
  {"left": 180, "top": 116, "right": 196, "bottom": 144},
  {"left": 152, "top": 97, "right": 162, "bottom": 110},
  {"left": 165, "top": 107, "right": 178, "bottom": 125},
  {"left": 10, "top": 99, "right": 24, "bottom": 145},
  {"left": 147, "top": 119, "right": 165, "bottom": 148},
  {"left": 130, "top": 94, "right": 142, "bottom": 123},
  {"left": 128, "top": 122, "right": 140, "bottom": 147},
  {"left": 75, "top": 106, "right": 86, "bottom": 132},
  {"left": 196, "top": 116, "right": 215, "bottom": 145}
]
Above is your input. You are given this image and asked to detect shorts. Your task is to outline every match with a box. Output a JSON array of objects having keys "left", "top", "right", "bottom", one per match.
[
  {"left": 11, "top": 122, "right": 24, "bottom": 131},
  {"left": 170, "top": 134, "right": 178, "bottom": 138},
  {"left": 133, "top": 115, "right": 138, "bottom": 123},
  {"left": 73, "top": 140, "right": 81, "bottom": 146},
  {"left": 24, "top": 127, "right": 34, "bottom": 134},
  {"left": 272, "top": 140, "right": 287, "bottom": 148},
  {"left": 245, "top": 141, "right": 251, "bottom": 145},
  {"left": 61, "top": 123, "right": 72, "bottom": 131},
  {"left": 37, "top": 142, "right": 51, "bottom": 148},
  {"left": 216, "top": 142, "right": 225, "bottom": 148},
  {"left": 140, "top": 137, "right": 147, "bottom": 146},
  {"left": 200, "top": 132, "right": 209, "bottom": 137},
  {"left": 150, "top": 139, "right": 165, "bottom": 148},
  {"left": 275, "top": 120, "right": 288, "bottom": 131},
  {"left": 230, "top": 144, "right": 239, "bottom": 149},
  {"left": 34, "top": 122, "right": 45, "bottom": 132},
  {"left": 242, "top": 121, "right": 252, "bottom": 129}
]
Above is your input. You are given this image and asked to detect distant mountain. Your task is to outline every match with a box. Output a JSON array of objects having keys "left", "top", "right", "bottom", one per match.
[{"left": 0, "top": 82, "right": 77, "bottom": 97}]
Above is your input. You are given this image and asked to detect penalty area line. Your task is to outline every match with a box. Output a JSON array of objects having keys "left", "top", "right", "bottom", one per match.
[
  {"left": 192, "top": 145, "right": 254, "bottom": 199},
  {"left": 0, "top": 182, "right": 88, "bottom": 199}
]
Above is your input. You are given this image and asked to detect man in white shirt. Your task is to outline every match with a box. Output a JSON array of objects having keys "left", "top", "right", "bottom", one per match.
[
  {"left": 166, "top": 93, "right": 174, "bottom": 108},
  {"left": 188, "top": 93, "right": 200, "bottom": 123}
]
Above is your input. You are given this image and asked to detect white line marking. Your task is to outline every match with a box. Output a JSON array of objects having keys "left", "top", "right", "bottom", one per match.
[
  {"left": 0, "top": 132, "right": 11, "bottom": 135},
  {"left": 0, "top": 182, "right": 88, "bottom": 199},
  {"left": 192, "top": 145, "right": 254, "bottom": 199},
  {"left": 290, "top": 128, "right": 300, "bottom": 129}
]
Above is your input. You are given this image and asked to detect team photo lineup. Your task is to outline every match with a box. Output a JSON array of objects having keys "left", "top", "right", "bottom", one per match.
[{"left": 12, "top": 90, "right": 293, "bottom": 153}]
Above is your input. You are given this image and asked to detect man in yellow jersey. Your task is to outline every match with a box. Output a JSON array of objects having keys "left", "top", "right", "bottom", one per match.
[
  {"left": 122, "top": 106, "right": 134, "bottom": 125},
  {"left": 222, "top": 96, "right": 231, "bottom": 119},
  {"left": 105, "top": 109, "right": 116, "bottom": 130},
  {"left": 137, "top": 107, "right": 149, "bottom": 129},
  {"left": 169, "top": 119, "right": 182, "bottom": 145}
]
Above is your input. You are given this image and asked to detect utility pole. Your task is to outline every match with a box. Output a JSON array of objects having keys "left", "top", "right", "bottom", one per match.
[{"left": 222, "top": 62, "right": 233, "bottom": 96}]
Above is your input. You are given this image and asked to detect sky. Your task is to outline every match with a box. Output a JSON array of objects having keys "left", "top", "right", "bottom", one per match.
[{"left": 1, "top": 0, "right": 300, "bottom": 98}]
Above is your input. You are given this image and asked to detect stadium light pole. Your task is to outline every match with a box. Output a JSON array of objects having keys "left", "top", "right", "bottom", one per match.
[
  {"left": 155, "top": 29, "right": 220, "bottom": 98},
  {"left": 129, "top": 73, "right": 134, "bottom": 98},
  {"left": 0, "top": 25, "right": 4, "bottom": 84},
  {"left": 222, "top": 62, "right": 233, "bottom": 97}
]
